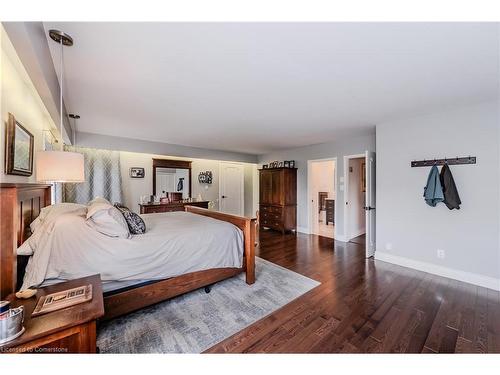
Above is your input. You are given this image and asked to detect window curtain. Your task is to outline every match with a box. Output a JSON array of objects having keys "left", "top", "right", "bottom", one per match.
[{"left": 63, "top": 146, "right": 123, "bottom": 204}]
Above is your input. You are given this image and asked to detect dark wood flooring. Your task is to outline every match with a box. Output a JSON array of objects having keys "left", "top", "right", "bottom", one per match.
[{"left": 205, "top": 230, "right": 500, "bottom": 353}]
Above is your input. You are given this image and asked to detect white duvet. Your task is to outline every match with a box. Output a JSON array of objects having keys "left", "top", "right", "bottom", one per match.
[{"left": 19, "top": 211, "right": 244, "bottom": 291}]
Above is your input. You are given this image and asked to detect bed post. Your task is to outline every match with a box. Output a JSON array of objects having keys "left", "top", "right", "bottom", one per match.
[
  {"left": 244, "top": 219, "right": 256, "bottom": 284},
  {"left": 0, "top": 184, "right": 51, "bottom": 299},
  {"left": 0, "top": 186, "right": 18, "bottom": 298}
]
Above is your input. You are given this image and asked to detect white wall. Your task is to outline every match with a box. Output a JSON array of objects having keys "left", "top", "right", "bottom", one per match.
[
  {"left": 119, "top": 151, "right": 257, "bottom": 217},
  {"left": 77, "top": 131, "right": 257, "bottom": 163},
  {"left": 347, "top": 157, "right": 366, "bottom": 239},
  {"left": 258, "top": 132, "right": 375, "bottom": 238},
  {"left": 0, "top": 26, "right": 58, "bottom": 183},
  {"left": 376, "top": 101, "right": 500, "bottom": 289}
]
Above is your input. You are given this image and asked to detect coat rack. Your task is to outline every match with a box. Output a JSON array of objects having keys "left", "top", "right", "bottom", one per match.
[{"left": 410, "top": 156, "right": 476, "bottom": 168}]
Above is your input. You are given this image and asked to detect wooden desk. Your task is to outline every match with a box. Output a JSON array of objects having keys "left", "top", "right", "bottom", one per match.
[
  {"left": 0, "top": 275, "right": 104, "bottom": 354},
  {"left": 139, "top": 200, "right": 209, "bottom": 214}
]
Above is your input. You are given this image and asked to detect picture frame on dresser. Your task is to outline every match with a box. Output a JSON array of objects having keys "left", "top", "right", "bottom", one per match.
[{"left": 5, "top": 113, "right": 34, "bottom": 177}]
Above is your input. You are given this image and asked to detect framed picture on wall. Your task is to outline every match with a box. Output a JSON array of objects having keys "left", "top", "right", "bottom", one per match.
[
  {"left": 5, "top": 113, "right": 34, "bottom": 176},
  {"left": 130, "top": 167, "right": 145, "bottom": 178}
]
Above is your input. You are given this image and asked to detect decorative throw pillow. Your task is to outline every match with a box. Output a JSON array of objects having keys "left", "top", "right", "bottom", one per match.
[
  {"left": 114, "top": 202, "right": 129, "bottom": 210},
  {"left": 115, "top": 206, "right": 146, "bottom": 235}
]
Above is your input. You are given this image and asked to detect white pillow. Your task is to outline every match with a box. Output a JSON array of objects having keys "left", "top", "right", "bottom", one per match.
[
  {"left": 31, "top": 203, "right": 87, "bottom": 233},
  {"left": 86, "top": 201, "right": 113, "bottom": 219},
  {"left": 86, "top": 204, "right": 130, "bottom": 238},
  {"left": 88, "top": 197, "right": 111, "bottom": 206}
]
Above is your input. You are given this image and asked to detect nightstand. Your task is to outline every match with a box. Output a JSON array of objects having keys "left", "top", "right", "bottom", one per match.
[{"left": 0, "top": 274, "right": 104, "bottom": 354}]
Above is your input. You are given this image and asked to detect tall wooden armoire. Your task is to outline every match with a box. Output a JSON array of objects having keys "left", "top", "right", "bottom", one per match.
[{"left": 259, "top": 167, "right": 297, "bottom": 233}]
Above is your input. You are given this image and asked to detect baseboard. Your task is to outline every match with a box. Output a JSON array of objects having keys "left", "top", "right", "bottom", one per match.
[
  {"left": 375, "top": 251, "right": 500, "bottom": 291},
  {"left": 347, "top": 228, "right": 366, "bottom": 241},
  {"left": 334, "top": 234, "right": 347, "bottom": 242},
  {"left": 297, "top": 226, "right": 310, "bottom": 234}
]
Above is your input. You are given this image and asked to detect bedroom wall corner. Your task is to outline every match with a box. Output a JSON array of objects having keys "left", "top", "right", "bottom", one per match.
[
  {"left": 0, "top": 25, "right": 58, "bottom": 184},
  {"left": 375, "top": 100, "right": 500, "bottom": 283}
]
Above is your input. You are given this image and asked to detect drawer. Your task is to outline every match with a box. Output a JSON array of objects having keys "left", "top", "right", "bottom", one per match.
[
  {"left": 261, "top": 206, "right": 282, "bottom": 214},
  {"left": 261, "top": 219, "right": 283, "bottom": 230},
  {"left": 146, "top": 207, "right": 165, "bottom": 213},
  {"left": 260, "top": 211, "right": 282, "bottom": 219},
  {"left": 259, "top": 205, "right": 272, "bottom": 213}
]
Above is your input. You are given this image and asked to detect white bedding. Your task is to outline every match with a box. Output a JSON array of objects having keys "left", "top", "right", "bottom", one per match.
[{"left": 19, "top": 211, "right": 244, "bottom": 291}]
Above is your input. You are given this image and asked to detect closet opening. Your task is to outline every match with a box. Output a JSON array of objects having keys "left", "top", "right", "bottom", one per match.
[{"left": 307, "top": 158, "right": 337, "bottom": 239}]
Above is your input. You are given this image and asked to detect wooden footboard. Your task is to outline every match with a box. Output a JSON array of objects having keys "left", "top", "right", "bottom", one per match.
[{"left": 184, "top": 206, "right": 256, "bottom": 284}]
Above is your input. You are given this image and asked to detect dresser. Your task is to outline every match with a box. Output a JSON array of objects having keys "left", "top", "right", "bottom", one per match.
[
  {"left": 259, "top": 167, "right": 297, "bottom": 233},
  {"left": 139, "top": 200, "right": 209, "bottom": 214}
]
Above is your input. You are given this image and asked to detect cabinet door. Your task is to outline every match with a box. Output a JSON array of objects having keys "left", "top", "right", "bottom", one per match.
[
  {"left": 259, "top": 170, "right": 273, "bottom": 205},
  {"left": 271, "top": 170, "right": 283, "bottom": 205}
]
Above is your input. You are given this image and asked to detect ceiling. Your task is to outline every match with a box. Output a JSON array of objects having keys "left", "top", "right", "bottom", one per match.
[{"left": 43, "top": 22, "right": 499, "bottom": 155}]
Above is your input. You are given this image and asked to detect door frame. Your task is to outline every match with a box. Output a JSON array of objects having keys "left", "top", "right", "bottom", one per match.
[
  {"left": 343, "top": 153, "right": 366, "bottom": 242},
  {"left": 219, "top": 162, "right": 245, "bottom": 216},
  {"left": 306, "top": 157, "right": 337, "bottom": 237}
]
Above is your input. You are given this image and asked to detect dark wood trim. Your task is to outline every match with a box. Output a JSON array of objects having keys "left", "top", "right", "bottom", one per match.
[
  {"left": 152, "top": 158, "right": 192, "bottom": 197},
  {"left": 0, "top": 183, "right": 51, "bottom": 298},
  {"left": 5, "top": 113, "right": 34, "bottom": 176}
]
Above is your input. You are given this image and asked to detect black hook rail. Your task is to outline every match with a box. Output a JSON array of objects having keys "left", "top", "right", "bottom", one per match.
[{"left": 411, "top": 156, "right": 476, "bottom": 168}]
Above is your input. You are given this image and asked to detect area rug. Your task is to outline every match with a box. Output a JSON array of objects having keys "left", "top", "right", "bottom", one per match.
[{"left": 97, "top": 257, "right": 320, "bottom": 353}]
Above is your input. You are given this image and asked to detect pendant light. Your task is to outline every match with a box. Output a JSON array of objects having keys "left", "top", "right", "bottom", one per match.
[{"left": 36, "top": 30, "right": 84, "bottom": 183}]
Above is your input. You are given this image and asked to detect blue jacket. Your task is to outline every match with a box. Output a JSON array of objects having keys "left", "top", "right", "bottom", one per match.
[{"left": 423, "top": 165, "right": 444, "bottom": 207}]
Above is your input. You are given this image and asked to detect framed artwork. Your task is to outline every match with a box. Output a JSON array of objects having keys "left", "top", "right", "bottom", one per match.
[
  {"left": 262, "top": 164, "right": 268, "bottom": 169},
  {"left": 198, "top": 171, "right": 213, "bottom": 184},
  {"left": 130, "top": 167, "right": 145, "bottom": 178},
  {"left": 361, "top": 162, "right": 366, "bottom": 192},
  {"left": 289, "top": 160, "right": 295, "bottom": 168},
  {"left": 284, "top": 160, "right": 290, "bottom": 168},
  {"left": 5, "top": 113, "right": 34, "bottom": 176}
]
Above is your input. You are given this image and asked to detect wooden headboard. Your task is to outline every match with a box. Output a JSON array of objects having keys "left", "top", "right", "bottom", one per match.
[{"left": 0, "top": 183, "right": 51, "bottom": 298}]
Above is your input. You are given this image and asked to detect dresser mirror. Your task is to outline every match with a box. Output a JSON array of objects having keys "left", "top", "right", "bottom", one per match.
[{"left": 152, "top": 159, "right": 192, "bottom": 199}]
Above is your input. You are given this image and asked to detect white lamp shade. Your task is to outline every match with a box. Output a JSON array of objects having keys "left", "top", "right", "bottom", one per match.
[{"left": 36, "top": 151, "right": 85, "bottom": 183}]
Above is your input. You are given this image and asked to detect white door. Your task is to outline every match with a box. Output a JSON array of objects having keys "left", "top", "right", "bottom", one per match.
[
  {"left": 365, "top": 151, "right": 376, "bottom": 258},
  {"left": 219, "top": 162, "right": 244, "bottom": 215},
  {"left": 156, "top": 173, "right": 176, "bottom": 195}
]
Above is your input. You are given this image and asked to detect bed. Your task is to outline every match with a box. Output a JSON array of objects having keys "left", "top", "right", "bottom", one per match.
[{"left": 0, "top": 183, "right": 256, "bottom": 320}]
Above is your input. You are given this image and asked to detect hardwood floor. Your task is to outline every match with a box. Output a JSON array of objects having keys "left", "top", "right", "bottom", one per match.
[{"left": 205, "top": 230, "right": 500, "bottom": 353}]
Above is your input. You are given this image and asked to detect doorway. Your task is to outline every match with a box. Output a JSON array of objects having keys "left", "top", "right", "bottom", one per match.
[
  {"left": 219, "top": 162, "right": 245, "bottom": 215},
  {"left": 344, "top": 151, "right": 376, "bottom": 258},
  {"left": 307, "top": 158, "right": 336, "bottom": 239}
]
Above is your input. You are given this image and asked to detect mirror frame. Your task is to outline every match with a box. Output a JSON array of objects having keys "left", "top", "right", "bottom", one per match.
[{"left": 152, "top": 158, "right": 192, "bottom": 197}]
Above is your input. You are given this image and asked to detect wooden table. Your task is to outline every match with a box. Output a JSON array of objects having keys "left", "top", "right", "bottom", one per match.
[{"left": 0, "top": 275, "right": 104, "bottom": 354}]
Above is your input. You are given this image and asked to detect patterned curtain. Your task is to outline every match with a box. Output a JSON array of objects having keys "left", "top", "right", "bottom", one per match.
[{"left": 63, "top": 146, "right": 123, "bottom": 204}]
